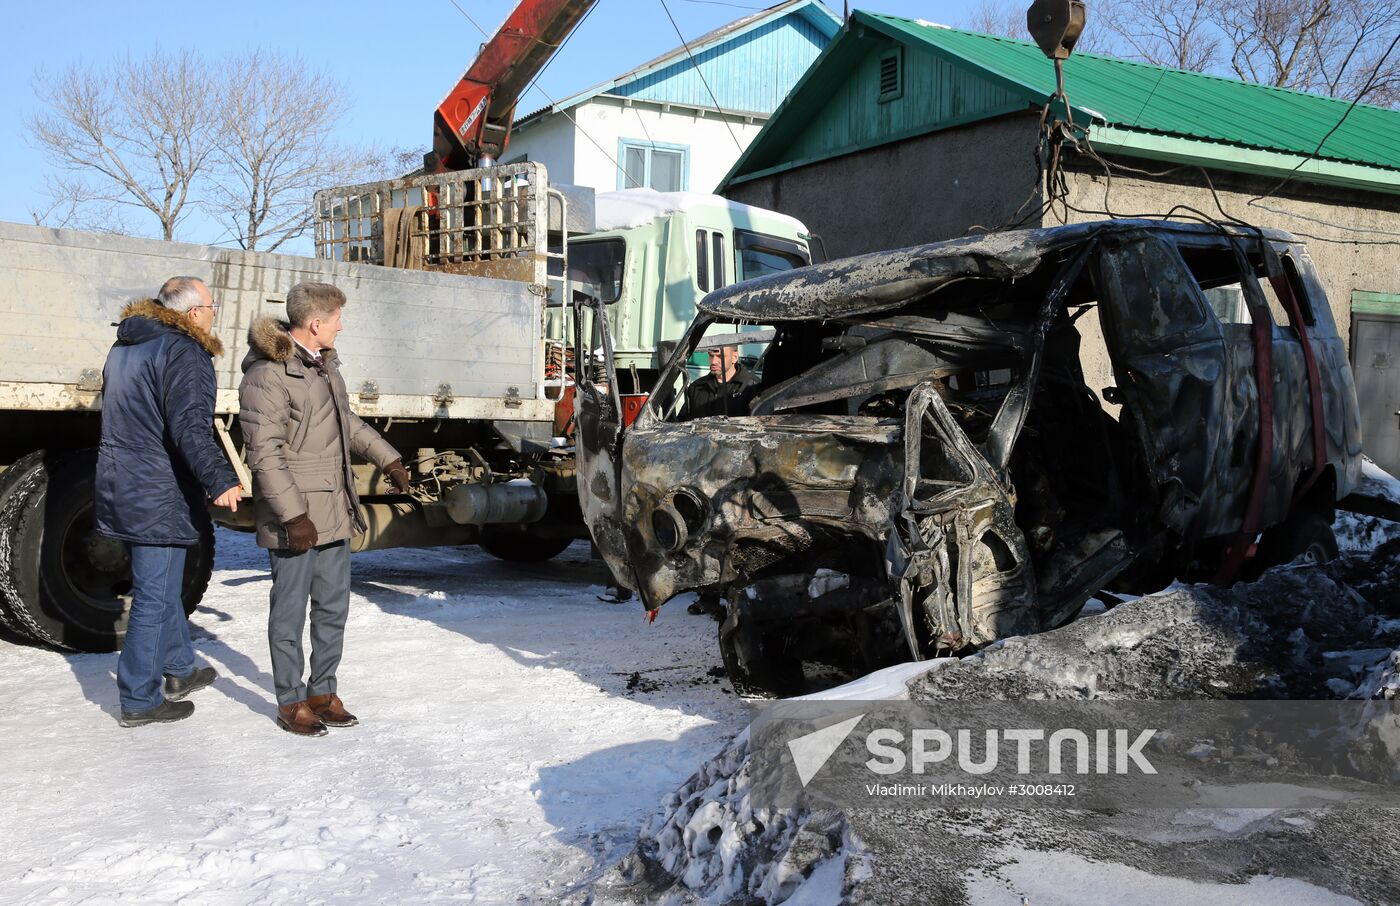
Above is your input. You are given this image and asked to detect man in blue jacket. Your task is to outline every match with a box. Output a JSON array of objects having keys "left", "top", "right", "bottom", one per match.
[{"left": 95, "top": 276, "right": 242, "bottom": 727}]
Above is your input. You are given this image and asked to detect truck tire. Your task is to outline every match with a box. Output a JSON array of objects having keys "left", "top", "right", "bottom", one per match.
[
  {"left": 478, "top": 530, "right": 574, "bottom": 562},
  {"left": 0, "top": 451, "right": 48, "bottom": 636},
  {"left": 1253, "top": 509, "right": 1339, "bottom": 574},
  {"left": 0, "top": 450, "right": 52, "bottom": 635},
  {"left": 0, "top": 450, "right": 215, "bottom": 652}
]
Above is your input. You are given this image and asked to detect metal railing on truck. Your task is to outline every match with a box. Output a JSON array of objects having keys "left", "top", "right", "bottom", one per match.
[
  {"left": 314, "top": 161, "right": 573, "bottom": 401},
  {"left": 313, "top": 161, "right": 557, "bottom": 288}
]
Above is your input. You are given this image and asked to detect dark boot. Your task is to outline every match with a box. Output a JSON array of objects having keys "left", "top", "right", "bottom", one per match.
[
  {"left": 306, "top": 693, "right": 358, "bottom": 728},
  {"left": 687, "top": 592, "right": 724, "bottom": 620},
  {"left": 119, "top": 699, "right": 195, "bottom": 728},
  {"left": 277, "top": 701, "right": 328, "bottom": 737},
  {"left": 164, "top": 666, "right": 217, "bottom": 701}
]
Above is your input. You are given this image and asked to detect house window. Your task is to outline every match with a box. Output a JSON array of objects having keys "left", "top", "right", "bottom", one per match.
[
  {"left": 618, "top": 140, "right": 689, "bottom": 191},
  {"left": 878, "top": 49, "right": 903, "bottom": 103}
]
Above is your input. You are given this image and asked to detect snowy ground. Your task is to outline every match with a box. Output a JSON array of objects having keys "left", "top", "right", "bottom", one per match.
[
  {"left": 0, "top": 532, "right": 748, "bottom": 904},
  {"left": 4, "top": 464, "right": 1398, "bottom": 905}
]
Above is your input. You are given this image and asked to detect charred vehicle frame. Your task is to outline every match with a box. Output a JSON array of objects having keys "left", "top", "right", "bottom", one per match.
[{"left": 573, "top": 220, "right": 1365, "bottom": 694}]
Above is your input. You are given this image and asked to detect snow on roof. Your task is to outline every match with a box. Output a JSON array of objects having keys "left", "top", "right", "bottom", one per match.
[{"left": 593, "top": 188, "right": 807, "bottom": 233}]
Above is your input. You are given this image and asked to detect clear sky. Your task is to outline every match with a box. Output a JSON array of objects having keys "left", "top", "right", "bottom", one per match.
[{"left": 0, "top": 0, "right": 985, "bottom": 249}]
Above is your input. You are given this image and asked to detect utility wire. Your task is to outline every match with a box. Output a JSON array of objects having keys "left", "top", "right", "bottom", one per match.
[
  {"left": 1247, "top": 31, "right": 1400, "bottom": 208},
  {"left": 657, "top": 0, "right": 747, "bottom": 153},
  {"left": 445, "top": 0, "right": 643, "bottom": 187},
  {"left": 988, "top": 39, "right": 1400, "bottom": 248},
  {"left": 445, "top": 0, "right": 491, "bottom": 39},
  {"left": 677, "top": 0, "right": 766, "bottom": 9}
]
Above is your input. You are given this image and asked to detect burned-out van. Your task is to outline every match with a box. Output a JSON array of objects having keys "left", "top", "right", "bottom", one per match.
[{"left": 573, "top": 220, "right": 1365, "bottom": 694}]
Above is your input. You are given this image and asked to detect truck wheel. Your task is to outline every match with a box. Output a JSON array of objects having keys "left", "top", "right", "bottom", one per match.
[
  {"left": 0, "top": 450, "right": 214, "bottom": 652},
  {"left": 1253, "top": 509, "right": 1339, "bottom": 574},
  {"left": 717, "top": 608, "right": 804, "bottom": 698},
  {"left": 477, "top": 530, "right": 574, "bottom": 562},
  {"left": 0, "top": 451, "right": 49, "bottom": 636}
]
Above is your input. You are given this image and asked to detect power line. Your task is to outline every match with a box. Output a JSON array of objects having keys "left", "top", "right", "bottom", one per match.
[
  {"left": 677, "top": 0, "right": 766, "bottom": 8},
  {"left": 445, "top": 0, "right": 490, "bottom": 38},
  {"left": 656, "top": 0, "right": 747, "bottom": 154},
  {"left": 1247, "top": 31, "right": 1400, "bottom": 208}
]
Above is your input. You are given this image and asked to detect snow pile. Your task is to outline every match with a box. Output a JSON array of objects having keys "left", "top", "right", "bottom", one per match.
[
  {"left": 593, "top": 189, "right": 807, "bottom": 233},
  {"left": 596, "top": 728, "right": 873, "bottom": 905},
  {"left": 858, "top": 550, "right": 1400, "bottom": 904},
  {"left": 908, "top": 553, "right": 1399, "bottom": 703},
  {"left": 1335, "top": 458, "right": 1400, "bottom": 553},
  {"left": 601, "top": 541, "right": 1400, "bottom": 904}
]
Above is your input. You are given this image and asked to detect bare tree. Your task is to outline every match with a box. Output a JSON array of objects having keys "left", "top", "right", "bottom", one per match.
[
  {"left": 29, "top": 51, "right": 217, "bottom": 240},
  {"left": 959, "top": 0, "right": 1121, "bottom": 54},
  {"left": 1098, "top": 0, "right": 1220, "bottom": 70},
  {"left": 963, "top": 0, "right": 1030, "bottom": 41},
  {"left": 206, "top": 51, "right": 380, "bottom": 252},
  {"left": 1207, "top": 0, "right": 1399, "bottom": 101},
  {"left": 1212, "top": 0, "right": 1336, "bottom": 87},
  {"left": 956, "top": 0, "right": 1398, "bottom": 106}
]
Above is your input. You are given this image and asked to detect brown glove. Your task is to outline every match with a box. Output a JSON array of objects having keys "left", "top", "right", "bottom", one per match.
[
  {"left": 284, "top": 513, "right": 318, "bottom": 552},
  {"left": 385, "top": 459, "right": 412, "bottom": 494}
]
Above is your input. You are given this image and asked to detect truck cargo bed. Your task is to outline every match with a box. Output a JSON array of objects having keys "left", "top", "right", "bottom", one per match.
[{"left": 0, "top": 220, "right": 552, "bottom": 422}]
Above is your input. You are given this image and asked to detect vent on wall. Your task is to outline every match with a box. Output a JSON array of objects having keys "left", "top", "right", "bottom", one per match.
[{"left": 878, "top": 49, "right": 903, "bottom": 102}]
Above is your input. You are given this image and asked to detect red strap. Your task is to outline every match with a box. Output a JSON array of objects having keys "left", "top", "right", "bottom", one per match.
[
  {"left": 1213, "top": 280, "right": 1274, "bottom": 584},
  {"left": 1269, "top": 272, "right": 1327, "bottom": 506}
]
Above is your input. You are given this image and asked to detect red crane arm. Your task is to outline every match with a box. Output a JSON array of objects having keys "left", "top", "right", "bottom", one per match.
[{"left": 431, "top": 0, "right": 596, "bottom": 172}]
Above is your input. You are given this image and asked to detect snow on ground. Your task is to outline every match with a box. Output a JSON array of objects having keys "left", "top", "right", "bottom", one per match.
[{"left": 0, "top": 531, "right": 748, "bottom": 905}]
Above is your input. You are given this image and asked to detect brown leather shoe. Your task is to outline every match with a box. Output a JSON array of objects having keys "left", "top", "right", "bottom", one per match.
[
  {"left": 306, "top": 693, "right": 358, "bottom": 728},
  {"left": 277, "top": 701, "right": 328, "bottom": 737}
]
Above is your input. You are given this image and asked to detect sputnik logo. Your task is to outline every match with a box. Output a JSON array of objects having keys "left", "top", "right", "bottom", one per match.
[{"left": 786, "top": 714, "right": 865, "bottom": 787}]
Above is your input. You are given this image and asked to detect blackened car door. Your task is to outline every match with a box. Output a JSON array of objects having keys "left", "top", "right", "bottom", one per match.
[
  {"left": 571, "top": 292, "right": 633, "bottom": 586},
  {"left": 1094, "top": 233, "right": 1231, "bottom": 536}
]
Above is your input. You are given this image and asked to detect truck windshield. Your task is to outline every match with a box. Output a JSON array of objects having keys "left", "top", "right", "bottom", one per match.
[
  {"left": 566, "top": 239, "right": 625, "bottom": 304},
  {"left": 736, "top": 230, "right": 809, "bottom": 280},
  {"left": 651, "top": 320, "right": 777, "bottom": 422}
]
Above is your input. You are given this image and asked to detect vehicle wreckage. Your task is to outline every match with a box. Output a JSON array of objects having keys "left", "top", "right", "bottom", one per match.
[{"left": 573, "top": 220, "right": 1365, "bottom": 694}]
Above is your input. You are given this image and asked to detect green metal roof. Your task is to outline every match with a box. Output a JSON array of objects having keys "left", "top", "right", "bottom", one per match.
[
  {"left": 721, "top": 11, "right": 1400, "bottom": 192},
  {"left": 866, "top": 14, "right": 1400, "bottom": 170}
]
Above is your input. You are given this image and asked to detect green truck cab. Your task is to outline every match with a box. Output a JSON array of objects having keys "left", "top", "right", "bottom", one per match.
[{"left": 557, "top": 190, "right": 813, "bottom": 389}]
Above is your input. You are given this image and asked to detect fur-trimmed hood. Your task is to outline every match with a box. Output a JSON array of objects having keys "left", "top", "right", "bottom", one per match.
[
  {"left": 243, "top": 314, "right": 337, "bottom": 373},
  {"left": 247, "top": 314, "right": 295, "bottom": 364},
  {"left": 118, "top": 299, "right": 223, "bottom": 357}
]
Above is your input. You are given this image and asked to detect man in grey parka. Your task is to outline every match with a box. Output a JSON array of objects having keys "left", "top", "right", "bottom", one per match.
[{"left": 239, "top": 282, "right": 411, "bottom": 736}]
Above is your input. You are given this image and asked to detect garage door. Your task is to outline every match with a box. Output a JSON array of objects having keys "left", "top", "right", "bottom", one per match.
[{"left": 1352, "top": 292, "right": 1400, "bottom": 478}]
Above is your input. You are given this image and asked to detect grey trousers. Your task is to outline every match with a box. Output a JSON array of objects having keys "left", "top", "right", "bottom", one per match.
[{"left": 267, "top": 540, "right": 351, "bottom": 707}]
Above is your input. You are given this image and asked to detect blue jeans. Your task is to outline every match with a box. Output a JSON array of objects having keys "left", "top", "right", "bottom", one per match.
[{"left": 117, "top": 544, "right": 194, "bottom": 712}]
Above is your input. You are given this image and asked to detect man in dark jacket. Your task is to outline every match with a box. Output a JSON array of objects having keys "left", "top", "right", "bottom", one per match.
[
  {"left": 238, "top": 282, "right": 410, "bottom": 737},
  {"left": 681, "top": 345, "right": 759, "bottom": 419},
  {"left": 95, "top": 277, "right": 242, "bottom": 727}
]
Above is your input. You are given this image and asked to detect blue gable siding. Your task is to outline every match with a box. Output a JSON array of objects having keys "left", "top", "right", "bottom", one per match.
[{"left": 613, "top": 14, "right": 830, "bottom": 115}]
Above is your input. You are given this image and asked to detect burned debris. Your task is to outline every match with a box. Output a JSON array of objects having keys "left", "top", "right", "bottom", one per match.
[{"left": 574, "top": 220, "right": 1365, "bottom": 694}]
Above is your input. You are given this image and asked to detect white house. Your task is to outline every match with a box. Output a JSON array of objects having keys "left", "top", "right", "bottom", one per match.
[{"left": 506, "top": 0, "right": 841, "bottom": 195}]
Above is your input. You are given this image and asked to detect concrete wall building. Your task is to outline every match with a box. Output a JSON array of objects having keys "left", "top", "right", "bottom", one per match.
[
  {"left": 507, "top": 0, "right": 840, "bottom": 196},
  {"left": 718, "top": 12, "right": 1400, "bottom": 473}
]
